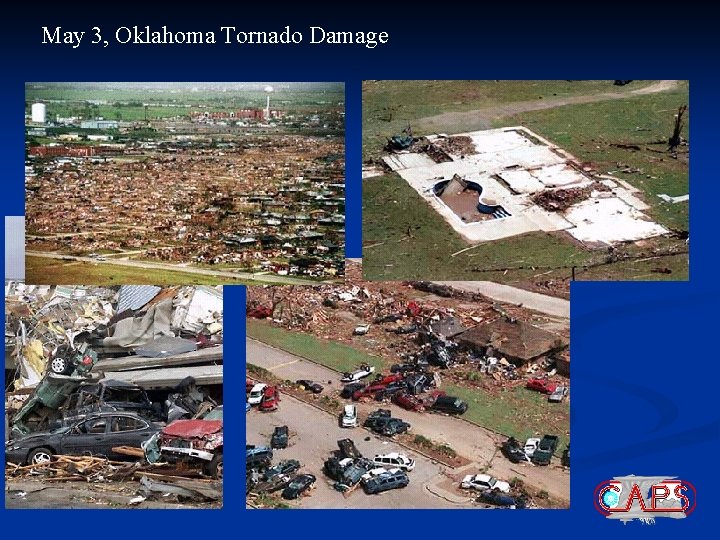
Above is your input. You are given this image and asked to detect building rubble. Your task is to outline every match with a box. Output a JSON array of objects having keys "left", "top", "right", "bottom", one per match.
[{"left": 4, "top": 283, "right": 224, "bottom": 508}]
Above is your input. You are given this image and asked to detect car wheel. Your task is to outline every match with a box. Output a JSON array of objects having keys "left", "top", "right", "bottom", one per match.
[
  {"left": 49, "top": 356, "right": 69, "bottom": 375},
  {"left": 28, "top": 447, "right": 54, "bottom": 465},
  {"left": 203, "top": 451, "right": 223, "bottom": 479}
]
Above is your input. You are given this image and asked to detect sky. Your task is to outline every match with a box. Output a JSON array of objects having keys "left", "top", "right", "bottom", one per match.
[{"left": 5, "top": 216, "right": 25, "bottom": 281}]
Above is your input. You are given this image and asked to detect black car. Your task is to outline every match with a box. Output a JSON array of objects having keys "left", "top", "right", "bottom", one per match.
[
  {"left": 271, "top": 426, "right": 289, "bottom": 449},
  {"left": 340, "top": 458, "right": 373, "bottom": 486},
  {"left": 282, "top": 473, "right": 316, "bottom": 499},
  {"left": 363, "top": 469, "right": 409, "bottom": 494},
  {"left": 532, "top": 435, "right": 559, "bottom": 466},
  {"left": 561, "top": 444, "right": 570, "bottom": 467},
  {"left": 246, "top": 446, "right": 273, "bottom": 470},
  {"left": 296, "top": 380, "right": 324, "bottom": 394},
  {"left": 365, "top": 417, "right": 411, "bottom": 436},
  {"left": 263, "top": 459, "right": 301, "bottom": 481},
  {"left": 255, "top": 473, "right": 295, "bottom": 494},
  {"left": 430, "top": 395, "right": 468, "bottom": 415},
  {"left": 5, "top": 412, "right": 161, "bottom": 465},
  {"left": 340, "top": 383, "right": 365, "bottom": 399},
  {"left": 60, "top": 379, "right": 157, "bottom": 427},
  {"left": 324, "top": 456, "right": 353, "bottom": 481},
  {"left": 477, "top": 489, "right": 526, "bottom": 508},
  {"left": 337, "top": 438, "right": 362, "bottom": 459},
  {"left": 363, "top": 409, "right": 392, "bottom": 429},
  {"left": 501, "top": 437, "right": 528, "bottom": 463}
]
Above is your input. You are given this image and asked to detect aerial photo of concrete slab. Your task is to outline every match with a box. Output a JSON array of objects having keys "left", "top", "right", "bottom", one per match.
[{"left": 363, "top": 81, "right": 689, "bottom": 295}]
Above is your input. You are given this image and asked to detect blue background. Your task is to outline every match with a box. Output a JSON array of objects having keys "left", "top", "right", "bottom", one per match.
[{"left": 2, "top": 5, "right": 718, "bottom": 536}]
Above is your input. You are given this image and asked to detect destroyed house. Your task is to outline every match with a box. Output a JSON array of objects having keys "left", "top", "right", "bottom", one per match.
[{"left": 458, "top": 318, "right": 566, "bottom": 366}]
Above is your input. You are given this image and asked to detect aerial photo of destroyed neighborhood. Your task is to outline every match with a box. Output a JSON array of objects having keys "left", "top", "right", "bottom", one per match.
[
  {"left": 246, "top": 260, "right": 569, "bottom": 509},
  {"left": 5, "top": 283, "right": 223, "bottom": 508},
  {"left": 363, "top": 80, "right": 689, "bottom": 293},
  {"left": 25, "top": 82, "right": 345, "bottom": 285}
]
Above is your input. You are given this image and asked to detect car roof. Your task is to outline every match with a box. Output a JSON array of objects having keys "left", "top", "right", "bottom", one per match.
[
  {"left": 250, "top": 383, "right": 267, "bottom": 391},
  {"left": 375, "top": 452, "right": 405, "bottom": 460}
]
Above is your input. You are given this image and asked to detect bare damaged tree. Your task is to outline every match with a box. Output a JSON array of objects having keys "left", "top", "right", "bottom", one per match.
[{"left": 668, "top": 105, "right": 687, "bottom": 152}]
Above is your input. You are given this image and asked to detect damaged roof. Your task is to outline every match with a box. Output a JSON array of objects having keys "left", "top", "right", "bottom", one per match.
[{"left": 459, "top": 318, "right": 565, "bottom": 361}]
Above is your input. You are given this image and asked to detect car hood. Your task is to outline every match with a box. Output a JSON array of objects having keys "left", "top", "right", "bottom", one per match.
[
  {"left": 8, "top": 426, "right": 69, "bottom": 446},
  {"left": 161, "top": 419, "right": 222, "bottom": 438}
]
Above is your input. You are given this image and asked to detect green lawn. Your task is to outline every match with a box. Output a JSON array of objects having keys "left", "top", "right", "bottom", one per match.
[
  {"left": 246, "top": 319, "right": 386, "bottom": 373},
  {"left": 443, "top": 382, "right": 569, "bottom": 453},
  {"left": 363, "top": 80, "right": 657, "bottom": 160},
  {"left": 26, "top": 256, "right": 250, "bottom": 285}
]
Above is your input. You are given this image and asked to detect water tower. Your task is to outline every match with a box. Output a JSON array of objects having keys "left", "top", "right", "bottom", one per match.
[
  {"left": 264, "top": 86, "right": 273, "bottom": 120},
  {"left": 31, "top": 102, "right": 46, "bottom": 124}
]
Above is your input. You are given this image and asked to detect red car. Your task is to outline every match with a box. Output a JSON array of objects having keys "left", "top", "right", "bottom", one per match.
[
  {"left": 525, "top": 378, "right": 557, "bottom": 394},
  {"left": 352, "top": 383, "right": 387, "bottom": 401},
  {"left": 374, "top": 373, "right": 404, "bottom": 386},
  {"left": 392, "top": 391, "right": 424, "bottom": 411},
  {"left": 260, "top": 386, "right": 281, "bottom": 411}
]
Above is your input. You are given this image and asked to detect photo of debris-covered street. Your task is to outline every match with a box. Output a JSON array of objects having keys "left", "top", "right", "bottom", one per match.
[
  {"left": 246, "top": 261, "right": 570, "bottom": 509},
  {"left": 363, "top": 80, "right": 689, "bottom": 292},
  {"left": 25, "top": 82, "right": 345, "bottom": 285},
  {"left": 4, "top": 284, "right": 223, "bottom": 509}
]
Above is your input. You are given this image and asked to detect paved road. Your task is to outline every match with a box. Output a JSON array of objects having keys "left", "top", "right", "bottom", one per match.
[
  {"left": 417, "top": 80, "right": 681, "bottom": 133},
  {"left": 28, "top": 251, "right": 324, "bottom": 285},
  {"left": 248, "top": 338, "right": 570, "bottom": 503},
  {"left": 433, "top": 281, "right": 570, "bottom": 319},
  {"left": 247, "top": 392, "right": 465, "bottom": 509}
]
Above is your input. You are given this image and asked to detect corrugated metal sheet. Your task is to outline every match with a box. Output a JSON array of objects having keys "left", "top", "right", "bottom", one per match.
[{"left": 117, "top": 285, "right": 162, "bottom": 313}]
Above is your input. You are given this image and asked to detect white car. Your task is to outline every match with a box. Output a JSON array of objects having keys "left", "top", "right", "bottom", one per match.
[
  {"left": 548, "top": 386, "right": 568, "bottom": 403},
  {"left": 362, "top": 467, "right": 401, "bottom": 483},
  {"left": 461, "top": 474, "right": 510, "bottom": 493},
  {"left": 341, "top": 404, "right": 358, "bottom": 428},
  {"left": 524, "top": 437, "right": 541, "bottom": 458},
  {"left": 340, "top": 364, "right": 375, "bottom": 382},
  {"left": 373, "top": 452, "right": 415, "bottom": 471},
  {"left": 248, "top": 383, "right": 267, "bottom": 405}
]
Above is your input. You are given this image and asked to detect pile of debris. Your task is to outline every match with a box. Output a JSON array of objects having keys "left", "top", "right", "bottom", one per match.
[
  {"left": 531, "top": 186, "right": 593, "bottom": 212},
  {"left": 430, "top": 135, "right": 476, "bottom": 157},
  {"left": 531, "top": 181, "right": 612, "bottom": 212}
]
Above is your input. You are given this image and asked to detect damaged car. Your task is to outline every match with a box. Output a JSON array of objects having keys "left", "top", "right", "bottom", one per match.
[
  {"left": 60, "top": 379, "right": 158, "bottom": 427},
  {"left": 6, "top": 411, "right": 161, "bottom": 465},
  {"left": 282, "top": 473, "right": 316, "bottom": 499},
  {"left": 341, "top": 363, "right": 375, "bottom": 382},
  {"left": 143, "top": 405, "right": 223, "bottom": 479}
]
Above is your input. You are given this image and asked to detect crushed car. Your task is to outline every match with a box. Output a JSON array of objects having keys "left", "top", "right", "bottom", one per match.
[
  {"left": 363, "top": 469, "right": 409, "bottom": 494},
  {"left": 143, "top": 405, "right": 223, "bottom": 479},
  {"left": 282, "top": 473, "right": 316, "bottom": 499}
]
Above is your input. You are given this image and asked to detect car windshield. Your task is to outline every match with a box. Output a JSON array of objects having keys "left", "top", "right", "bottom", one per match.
[
  {"left": 104, "top": 387, "right": 147, "bottom": 404},
  {"left": 488, "top": 477, "right": 497, "bottom": 487}
]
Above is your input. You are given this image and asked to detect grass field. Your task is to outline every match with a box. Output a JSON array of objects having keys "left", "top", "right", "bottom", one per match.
[
  {"left": 362, "top": 80, "right": 657, "bottom": 160},
  {"left": 247, "top": 320, "right": 568, "bottom": 448},
  {"left": 26, "top": 256, "right": 251, "bottom": 285},
  {"left": 442, "top": 382, "right": 569, "bottom": 452},
  {"left": 247, "top": 319, "right": 386, "bottom": 373},
  {"left": 363, "top": 80, "right": 689, "bottom": 285}
]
